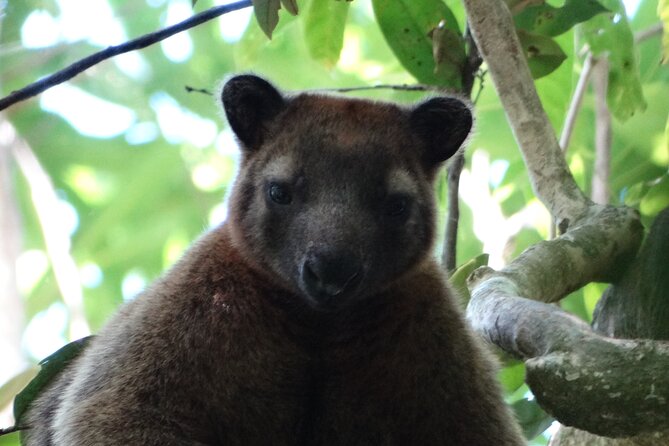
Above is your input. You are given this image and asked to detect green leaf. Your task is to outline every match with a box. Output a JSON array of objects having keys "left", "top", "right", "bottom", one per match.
[
  {"left": 514, "top": 0, "right": 608, "bottom": 37},
  {"left": 253, "top": 0, "right": 281, "bottom": 39},
  {"left": 659, "top": 0, "right": 669, "bottom": 63},
  {"left": 281, "top": 0, "right": 299, "bottom": 16},
  {"left": 512, "top": 398, "right": 554, "bottom": 440},
  {"left": 303, "top": 0, "right": 350, "bottom": 67},
  {"left": 0, "top": 429, "right": 20, "bottom": 443},
  {"left": 0, "top": 367, "right": 39, "bottom": 416},
  {"left": 580, "top": 1, "right": 647, "bottom": 121},
  {"left": 622, "top": 181, "right": 651, "bottom": 208},
  {"left": 449, "top": 253, "right": 489, "bottom": 304},
  {"left": 431, "top": 21, "right": 467, "bottom": 86},
  {"left": 641, "top": 174, "right": 669, "bottom": 217},
  {"left": 371, "top": 0, "right": 464, "bottom": 89},
  {"left": 498, "top": 361, "right": 526, "bottom": 394},
  {"left": 517, "top": 30, "right": 567, "bottom": 79},
  {"left": 13, "top": 337, "right": 93, "bottom": 425},
  {"left": 665, "top": 115, "right": 669, "bottom": 158}
]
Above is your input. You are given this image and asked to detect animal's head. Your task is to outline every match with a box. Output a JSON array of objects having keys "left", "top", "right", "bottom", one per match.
[{"left": 222, "top": 75, "right": 472, "bottom": 311}]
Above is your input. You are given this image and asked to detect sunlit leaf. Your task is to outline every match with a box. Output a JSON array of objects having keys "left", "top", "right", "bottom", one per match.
[
  {"left": 303, "top": 0, "right": 350, "bottom": 67},
  {"left": 449, "top": 253, "right": 489, "bottom": 303},
  {"left": 281, "top": 0, "right": 298, "bottom": 16},
  {"left": 517, "top": 30, "right": 567, "bottom": 79},
  {"left": 498, "top": 361, "right": 526, "bottom": 394},
  {"left": 641, "top": 174, "right": 669, "bottom": 217},
  {"left": 580, "top": 1, "right": 647, "bottom": 121},
  {"left": 514, "top": 0, "right": 608, "bottom": 36},
  {"left": 621, "top": 181, "right": 651, "bottom": 207},
  {"left": 253, "top": 0, "right": 281, "bottom": 39},
  {"left": 583, "top": 282, "right": 608, "bottom": 320},
  {"left": 371, "top": 0, "right": 463, "bottom": 89},
  {"left": 660, "top": 0, "right": 669, "bottom": 63},
  {"left": 13, "top": 337, "right": 93, "bottom": 425},
  {"left": 665, "top": 115, "right": 669, "bottom": 158}
]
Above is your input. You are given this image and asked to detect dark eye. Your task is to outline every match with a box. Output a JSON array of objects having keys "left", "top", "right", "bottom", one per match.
[
  {"left": 385, "top": 195, "right": 410, "bottom": 218},
  {"left": 268, "top": 182, "right": 292, "bottom": 205}
]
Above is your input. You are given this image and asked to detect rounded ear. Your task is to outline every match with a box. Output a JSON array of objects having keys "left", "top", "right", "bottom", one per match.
[
  {"left": 221, "top": 75, "right": 286, "bottom": 150},
  {"left": 409, "top": 97, "right": 473, "bottom": 166}
]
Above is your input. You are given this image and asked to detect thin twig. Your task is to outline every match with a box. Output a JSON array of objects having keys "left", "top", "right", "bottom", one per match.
[
  {"left": 185, "top": 85, "right": 213, "bottom": 96},
  {"left": 0, "top": 0, "right": 252, "bottom": 112},
  {"left": 443, "top": 151, "right": 466, "bottom": 272},
  {"left": 559, "top": 53, "right": 594, "bottom": 155},
  {"left": 471, "top": 70, "right": 487, "bottom": 104},
  {"left": 549, "top": 53, "right": 595, "bottom": 238},
  {"left": 591, "top": 58, "right": 611, "bottom": 204},
  {"left": 462, "top": 26, "right": 484, "bottom": 98},
  {"left": 0, "top": 425, "right": 20, "bottom": 436},
  {"left": 307, "top": 84, "right": 454, "bottom": 95},
  {"left": 442, "top": 23, "right": 483, "bottom": 273},
  {"left": 635, "top": 23, "right": 663, "bottom": 43},
  {"left": 463, "top": 0, "right": 590, "bottom": 222}
]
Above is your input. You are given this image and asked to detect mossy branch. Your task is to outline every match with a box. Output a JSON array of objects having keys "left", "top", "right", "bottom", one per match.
[{"left": 462, "top": 0, "right": 669, "bottom": 438}]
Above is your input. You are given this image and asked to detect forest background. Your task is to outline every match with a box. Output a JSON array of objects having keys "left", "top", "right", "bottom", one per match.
[{"left": 0, "top": 0, "right": 668, "bottom": 444}]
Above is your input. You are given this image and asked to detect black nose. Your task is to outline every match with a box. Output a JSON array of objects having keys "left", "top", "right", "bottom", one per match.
[{"left": 301, "top": 249, "right": 362, "bottom": 302}]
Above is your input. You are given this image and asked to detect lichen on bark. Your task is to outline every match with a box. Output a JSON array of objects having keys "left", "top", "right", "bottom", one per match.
[{"left": 462, "top": 0, "right": 669, "bottom": 440}]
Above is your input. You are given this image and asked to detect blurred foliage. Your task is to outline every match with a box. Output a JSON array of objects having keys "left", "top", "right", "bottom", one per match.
[
  {"left": 302, "top": 0, "right": 350, "bottom": 67},
  {"left": 372, "top": 0, "right": 464, "bottom": 88},
  {"left": 1, "top": 0, "right": 668, "bottom": 444},
  {"left": 661, "top": 0, "right": 669, "bottom": 61},
  {"left": 580, "top": 0, "right": 647, "bottom": 121}
]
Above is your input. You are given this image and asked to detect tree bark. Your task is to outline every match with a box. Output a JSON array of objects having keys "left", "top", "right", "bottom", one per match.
[
  {"left": 549, "top": 427, "right": 669, "bottom": 446},
  {"left": 591, "top": 58, "right": 612, "bottom": 205},
  {"left": 462, "top": 0, "right": 668, "bottom": 439},
  {"left": 442, "top": 151, "right": 465, "bottom": 272},
  {"left": 462, "top": 0, "right": 589, "bottom": 223}
]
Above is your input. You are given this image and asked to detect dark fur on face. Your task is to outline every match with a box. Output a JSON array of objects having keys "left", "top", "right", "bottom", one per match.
[{"left": 223, "top": 75, "right": 472, "bottom": 311}]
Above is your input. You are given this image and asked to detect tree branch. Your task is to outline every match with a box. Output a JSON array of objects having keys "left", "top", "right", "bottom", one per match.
[
  {"left": 442, "top": 24, "right": 483, "bottom": 273},
  {"left": 462, "top": 0, "right": 590, "bottom": 223},
  {"left": 0, "top": 425, "right": 20, "bottom": 436},
  {"left": 550, "top": 426, "right": 669, "bottom": 446},
  {"left": 468, "top": 204, "right": 642, "bottom": 304},
  {"left": 559, "top": 53, "right": 594, "bottom": 155},
  {"left": 635, "top": 23, "right": 663, "bottom": 44},
  {"left": 308, "top": 84, "right": 453, "bottom": 94},
  {"left": 0, "top": 1, "right": 252, "bottom": 112},
  {"left": 466, "top": 245, "right": 669, "bottom": 437},
  {"left": 461, "top": 0, "right": 662, "bottom": 437},
  {"left": 549, "top": 53, "right": 594, "bottom": 238},
  {"left": 591, "top": 58, "right": 611, "bottom": 204},
  {"left": 442, "top": 152, "right": 465, "bottom": 272}
]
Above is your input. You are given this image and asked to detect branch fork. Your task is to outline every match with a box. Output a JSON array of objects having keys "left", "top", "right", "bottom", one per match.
[{"left": 462, "top": 0, "right": 666, "bottom": 438}]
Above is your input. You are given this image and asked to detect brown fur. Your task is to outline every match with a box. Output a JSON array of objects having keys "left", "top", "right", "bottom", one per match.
[{"left": 23, "top": 75, "right": 524, "bottom": 445}]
